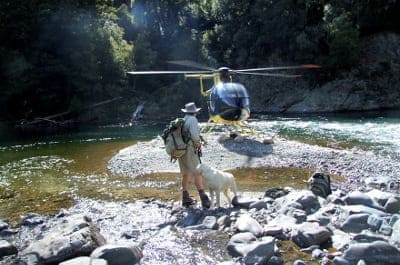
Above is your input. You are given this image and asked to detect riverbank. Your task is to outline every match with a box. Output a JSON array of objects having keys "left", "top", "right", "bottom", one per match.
[
  {"left": 108, "top": 130, "right": 400, "bottom": 192},
  {"left": 1, "top": 128, "right": 400, "bottom": 265}
]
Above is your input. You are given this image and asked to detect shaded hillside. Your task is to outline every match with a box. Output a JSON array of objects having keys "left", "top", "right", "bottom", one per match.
[{"left": 1, "top": 1, "right": 399, "bottom": 124}]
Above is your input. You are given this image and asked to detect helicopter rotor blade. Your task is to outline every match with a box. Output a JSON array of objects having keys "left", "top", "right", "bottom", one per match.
[
  {"left": 234, "top": 71, "right": 302, "bottom": 78},
  {"left": 167, "top": 60, "right": 216, "bottom": 71},
  {"left": 234, "top": 64, "right": 320, "bottom": 72},
  {"left": 127, "top": 70, "right": 212, "bottom": 75}
]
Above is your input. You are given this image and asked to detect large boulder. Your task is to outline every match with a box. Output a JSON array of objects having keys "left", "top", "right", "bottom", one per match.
[
  {"left": 333, "top": 241, "right": 400, "bottom": 265},
  {"left": 235, "top": 214, "right": 263, "bottom": 236},
  {"left": 274, "top": 190, "right": 321, "bottom": 215},
  {"left": 20, "top": 215, "right": 106, "bottom": 264},
  {"left": 291, "top": 222, "right": 332, "bottom": 248},
  {"left": 226, "top": 233, "right": 276, "bottom": 264},
  {"left": 90, "top": 244, "right": 143, "bottom": 265}
]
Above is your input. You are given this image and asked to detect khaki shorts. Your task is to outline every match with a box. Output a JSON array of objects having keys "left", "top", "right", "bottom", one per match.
[{"left": 178, "top": 142, "right": 200, "bottom": 174}]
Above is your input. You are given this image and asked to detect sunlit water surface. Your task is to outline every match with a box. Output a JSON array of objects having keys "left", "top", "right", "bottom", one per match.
[{"left": 0, "top": 111, "right": 399, "bottom": 220}]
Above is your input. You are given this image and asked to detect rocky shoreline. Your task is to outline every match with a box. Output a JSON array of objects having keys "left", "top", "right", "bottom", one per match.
[{"left": 0, "top": 132, "right": 399, "bottom": 265}]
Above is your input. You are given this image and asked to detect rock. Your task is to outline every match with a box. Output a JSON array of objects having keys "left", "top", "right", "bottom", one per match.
[
  {"left": 344, "top": 191, "right": 385, "bottom": 211},
  {"left": 263, "top": 225, "right": 284, "bottom": 237},
  {"left": 217, "top": 215, "right": 231, "bottom": 230},
  {"left": 249, "top": 199, "right": 269, "bottom": 210},
  {"left": 0, "top": 220, "right": 9, "bottom": 231},
  {"left": 333, "top": 241, "right": 400, "bottom": 265},
  {"left": 311, "top": 248, "right": 325, "bottom": 259},
  {"left": 21, "top": 215, "right": 106, "bottom": 264},
  {"left": 90, "top": 244, "right": 143, "bottom": 265},
  {"left": 266, "top": 255, "right": 284, "bottom": 265},
  {"left": 367, "top": 215, "right": 384, "bottom": 231},
  {"left": 291, "top": 222, "right": 332, "bottom": 248},
  {"left": 274, "top": 190, "right": 320, "bottom": 215},
  {"left": 226, "top": 232, "right": 257, "bottom": 257},
  {"left": 235, "top": 214, "right": 263, "bottom": 236},
  {"left": 59, "top": 256, "right": 108, "bottom": 265},
  {"left": 390, "top": 219, "right": 400, "bottom": 247},
  {"left": 384, "top": 196, "right": 400, "bottom": 214},
  {"left": 268, "top": 214, "right": 298, "bottom": 229},
  {"left": 340, "top": 213, "right": 370, "bottom": 233},
  {"left": 227, "top": 235, "right": 276, "bottom": 265},
  {"left": 282, "top": 207, "right": 307, "bottom": 223},
  {"left": 232, "top": 196, "right": 255, "bottom": 209},
  {"left": 202, "top": 216, "right": 218, "bottom": 230},
  {"left": 341, "top": 205, "right": 387, "bottom": 216},
  {"left": 379, "top": 222, "right": 393, "bottom": 236},
  {"left": 17, "top": 253, "right": 42, "bottom": 265},
  {"left": 243, "top": 238, "right": 276, "bottom": 265},
  {"left": 264, "top": 187, "right": 289, "bottom": 199},
  {"left": 331, "top": 229, "right": 351, "bottom": 251},
  {"left": 21, "top": 213, "right": 44, "bottom": 226},
  {"left": 365, "top": 189, "right": 394, "bottom": 206},
  {"left": 352, "top": 232, "right": 388, "bottom": 243},
  {"left": 0, "top": 240, "right": 17, "bottom": 257}
]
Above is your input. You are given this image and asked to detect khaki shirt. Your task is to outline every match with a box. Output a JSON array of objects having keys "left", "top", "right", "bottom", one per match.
[{"left": 183, "top": 114, "right": 200, "bottom": 144}]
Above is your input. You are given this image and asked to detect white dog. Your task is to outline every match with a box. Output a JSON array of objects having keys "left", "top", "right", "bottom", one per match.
[{"left": 196, "top": 163, "right": 238, "bottom": 208}]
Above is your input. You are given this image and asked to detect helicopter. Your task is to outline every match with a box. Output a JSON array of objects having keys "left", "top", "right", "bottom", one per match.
[{"left": 128, "top": 60, "right": 320, "bottom": 132}]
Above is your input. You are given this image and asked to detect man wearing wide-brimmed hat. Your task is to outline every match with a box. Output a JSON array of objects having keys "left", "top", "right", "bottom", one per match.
[{"left": 179, "top": 102, "right": 210, "bottom": 208}]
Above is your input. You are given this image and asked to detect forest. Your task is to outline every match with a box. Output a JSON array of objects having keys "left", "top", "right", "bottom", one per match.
[{"left": 0, "top": 0, "right": 399, "bottom": 124}]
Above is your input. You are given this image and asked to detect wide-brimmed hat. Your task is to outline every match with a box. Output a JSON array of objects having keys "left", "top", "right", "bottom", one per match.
[{"left": 181, "top": 102, "right": 201, "bottom": 113}]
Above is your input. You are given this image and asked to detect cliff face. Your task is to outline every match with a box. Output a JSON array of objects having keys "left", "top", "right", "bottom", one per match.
[{"left": 250, "top": 32, "right": 400, "bottom": 113}]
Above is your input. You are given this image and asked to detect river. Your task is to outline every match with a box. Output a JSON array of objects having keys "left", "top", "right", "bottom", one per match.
[{"left": 0, "top": 111, "right": 399, "bottom": 220}]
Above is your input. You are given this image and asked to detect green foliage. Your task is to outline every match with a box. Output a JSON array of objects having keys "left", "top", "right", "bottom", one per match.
[{"left": 0, "top": 0, "right": 397, "bottom": 123}]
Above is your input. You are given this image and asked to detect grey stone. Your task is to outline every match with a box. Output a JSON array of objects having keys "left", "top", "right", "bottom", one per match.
[
  {"left": 226, "top": 232, "right": 256, "bottom": 257},
  {"left": 352, "top": 232, "right": 388, "bottom": 243},
  {"left": 344, "top": 191, "right": 385, "bottom": 211},
  {"left": 384, "top": 196, "right": 400, "bottom": 214},
  {"left": 217, "top": 215, "right": 231, "bottom": 230},
  {"left": 340, "top": 213, "right": 370, "bottom": 233},
  {"left": 249, "top": 199, "right": 269, "bottom": 210},
  {"left": 263, "top": 225, "right": 284, "bottom": 236},
  {"left": 0, "top": 240, "right": 17, "bottom": 257},
  {"left": 379, "top": 222, "right": 393, "bottom": 236},
  {"left": 367, "top": 215, "right": 383, "bottom": 231},
  {"left": 17, "top": 253, "right": 43, "bottom": 265},
  {"left": 202, "top": 216, "right": 218, "bottom": 230},
  {"left": 267, "top": 255, "right": 284, "bottom": 265},
  {"left": 331, "top": 229, "right": 351, "bottom": 251},
  {"left": 389, "top": 216, "right": 400, "bottom": 246},
  {"left": 235, "top": 214, "right": 263, "bottom": 236},
  {"left": 333, "top": 241, "right": 400, "bottom": 265},
  {"left": 59, "top": 257, "right": 108, "bottom": 265},
  {"left": 90, "top": 244, "right": 142, "bottom": 265},
  {"left": 21, "top": 215, "right": 106, "bottom": 264},
  {"left": 242, "top": 237, "right": 276, "bottom": 265},
  {"left": 291, "top": 222, "right": 332, "bottom": 248},
  {"left": 0, "top": 220, "right": 9, "bottom": 230},
  {"left": 366, "top": 189, "right": 393, "bottom": 206},
  {"left": 311, "top": 248, "right": 325, "bottom": 259},
  {"left": 21, "top": 213, "right": 44, "bottom": 226}
]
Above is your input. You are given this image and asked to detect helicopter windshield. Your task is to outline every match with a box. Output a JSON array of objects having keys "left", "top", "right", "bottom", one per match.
[{"left": 208, "top": 82, "right": 250, "bottom": 120}]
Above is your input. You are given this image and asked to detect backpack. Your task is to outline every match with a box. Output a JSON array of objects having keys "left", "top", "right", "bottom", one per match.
[
  {"left": 308, "top": 172, "right": 332, "bottom": 198},
  {"left": 161, "top": 118, "right": 189, "bottom": 161}
]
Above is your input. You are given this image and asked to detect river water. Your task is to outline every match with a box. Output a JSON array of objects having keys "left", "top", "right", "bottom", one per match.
[{"left": 0, "top": 111, "right": 399, "bottom": 220}]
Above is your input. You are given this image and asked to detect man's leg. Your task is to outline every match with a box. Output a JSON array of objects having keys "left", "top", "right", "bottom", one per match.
[{"left": 182, "top": 173, "right": 195, "bottom": 207}]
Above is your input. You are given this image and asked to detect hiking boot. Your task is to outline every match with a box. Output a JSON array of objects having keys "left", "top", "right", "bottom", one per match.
[
  {"left": 182, "top": 191, "right": 195, "bottom": 207},
  {"left": 198, "top": 190, "right": 211, "bottom": 209}
]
